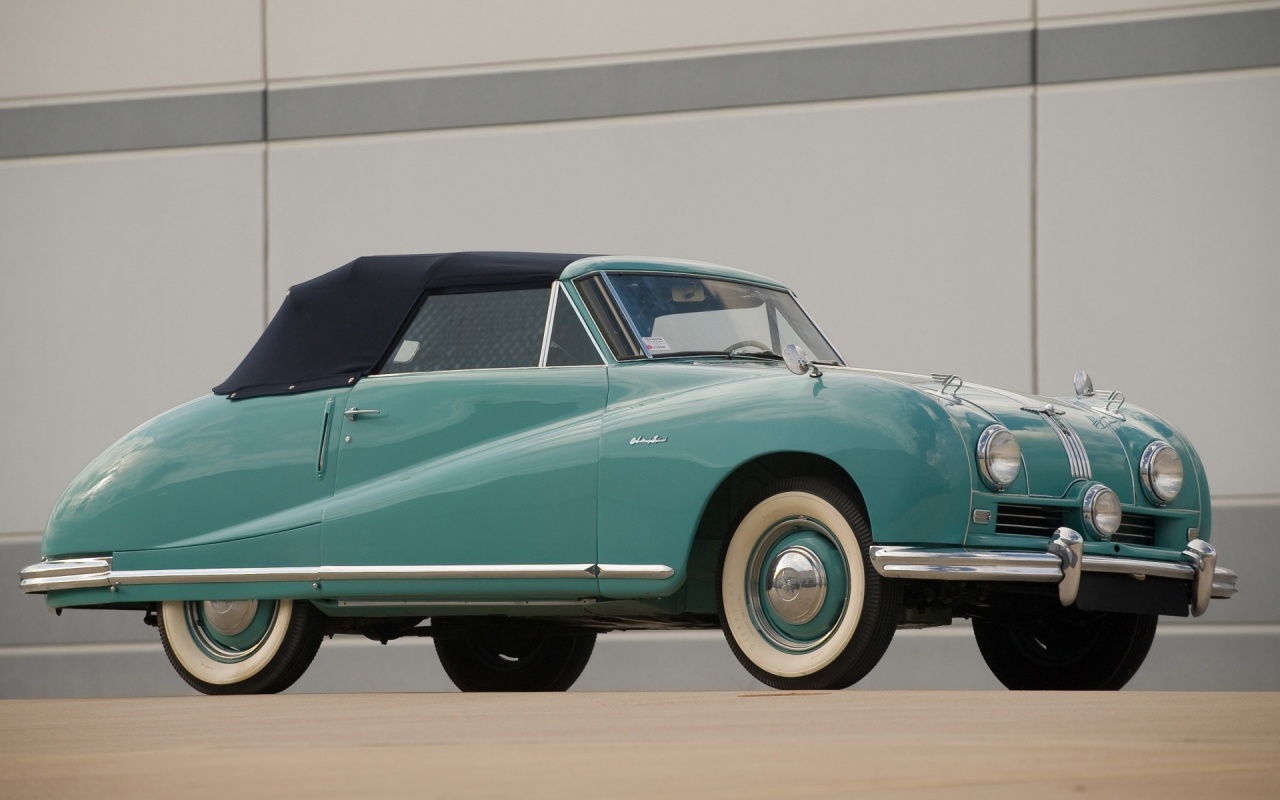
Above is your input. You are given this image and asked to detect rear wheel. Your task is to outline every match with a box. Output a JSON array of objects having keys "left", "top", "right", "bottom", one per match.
[
  {"left": 718, "top": 477, "right": 901, "bottom": 690},
  {"left": 434, "top": 621, "right": 596, "bottom": 692},
  {"left": 972, "top": 609, "right": 1158, "bottom": 690},
  {"left": 157, "top": 599, "right": 326, "bottom": 695}
]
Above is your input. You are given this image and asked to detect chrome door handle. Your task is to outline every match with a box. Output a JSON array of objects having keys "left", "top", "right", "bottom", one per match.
[{"left": 343, "top": 407, "right": 381, "bottom": 421}]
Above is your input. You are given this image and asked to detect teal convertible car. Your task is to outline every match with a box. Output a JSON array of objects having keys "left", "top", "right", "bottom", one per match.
[{"left": 22, "top": 252, "right": 1236, "bottom": 694}]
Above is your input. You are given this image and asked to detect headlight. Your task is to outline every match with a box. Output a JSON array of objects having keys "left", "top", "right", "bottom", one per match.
[
  {"left": 976, "top": 425, "right": 1022, "bottom": 490},
  {"left": 1083, "top": 484, "right": 1122, "bottom": 539},
  {"left": 1140, "top": 441, "right": 1183, "bottom": 505}
]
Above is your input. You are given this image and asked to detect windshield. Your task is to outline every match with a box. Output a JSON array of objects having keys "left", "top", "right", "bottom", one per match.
[{"left": 601, "top": 273, "right": 841, "bottom": 363}]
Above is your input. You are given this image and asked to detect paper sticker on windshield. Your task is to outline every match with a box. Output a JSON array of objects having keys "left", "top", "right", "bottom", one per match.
[{"left": 642, "top": 336, "right": 671, "bottom": 353}]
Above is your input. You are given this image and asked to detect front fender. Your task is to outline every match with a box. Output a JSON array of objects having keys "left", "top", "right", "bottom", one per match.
[{"left": 596, "top": 363, "right": 972, "bottom": 596}]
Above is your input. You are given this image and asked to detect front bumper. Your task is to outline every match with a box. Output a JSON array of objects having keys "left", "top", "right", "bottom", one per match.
[{"left": 870, "top": 529, "right": 1237, "bottom": 617}]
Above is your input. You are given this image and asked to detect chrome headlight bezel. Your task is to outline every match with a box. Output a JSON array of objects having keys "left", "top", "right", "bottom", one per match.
[
  {"left": 1140, "top": 441, "right": 1184, "bottom": 505},
  {"left": 976, "top": 425, "right": 1022, "bottom": 491},
  {"left": 1082, "top": 484, "right": 1122, "bottom": 540}
]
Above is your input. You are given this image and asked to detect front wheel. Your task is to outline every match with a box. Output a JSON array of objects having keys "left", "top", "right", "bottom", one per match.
[
  {"left": 972, "top": 610, "right": 1158, "bottom": 690},
  {"left": 434, "top": 621, "right": 596, "bottom": 692},
  {"left": 718, "top": 478, "right": 901, "bottom": 690},
  {"left": 157, "top": 598, "right": 326, "bottom": 695}
]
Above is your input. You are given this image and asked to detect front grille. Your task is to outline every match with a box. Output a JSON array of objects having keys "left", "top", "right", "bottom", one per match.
[
  {"left": 994, "top": 504, "right": 1158, "bottom": 545},
  {"left": 995, "top": 504, "right": 1065, "bottom": 537},
  {"left": 1113, "top": 514, "right": 1156, "bottom": 546}
]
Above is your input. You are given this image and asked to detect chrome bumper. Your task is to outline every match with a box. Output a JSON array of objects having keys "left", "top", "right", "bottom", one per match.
[
  {"left": 869, "top": 529, "right": 1237, "bottom": 617},
  {"left": 19, "top": 557, "right": 114, "bottom": 593}
]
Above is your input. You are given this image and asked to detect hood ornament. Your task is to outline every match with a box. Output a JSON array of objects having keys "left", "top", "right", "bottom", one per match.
[
  {"left": 1073, "top": 370, "right": 1095, "bottom": 397},
  {"left": 1074, "top": 369, "right": 1126, "bottom": 421}
]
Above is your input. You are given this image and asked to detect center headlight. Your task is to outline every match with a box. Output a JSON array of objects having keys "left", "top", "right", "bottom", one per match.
[
  {"left": 1140, "top": 441, "right": 1184, "bottom": 505},
  {"left": 977, "top": 425, "right": 1022, "bottom": 490},
  {"left": 1083, "top": 484, "right": 1122, "bottom": 539}
]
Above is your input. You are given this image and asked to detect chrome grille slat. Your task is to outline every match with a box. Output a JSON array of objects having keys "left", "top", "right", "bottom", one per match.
[
  {"left": 994, "top": 505, "right": 1065, "bottom": 537},
  {"left": 1112, "top": 514, "right": 1156, "bottom": 546}
]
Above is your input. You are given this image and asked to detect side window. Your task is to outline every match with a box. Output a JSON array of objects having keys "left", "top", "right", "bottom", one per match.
[
  {"left": 379, "top": 288, "right": 549, "bottom": 373},
  {"left": 546, "top": 289, "right": 605, "bottom": 367}
]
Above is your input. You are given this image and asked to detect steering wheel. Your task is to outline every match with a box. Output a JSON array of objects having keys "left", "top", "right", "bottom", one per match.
[{"left": 724, "top": 340, "right": 771, "bottom": 355}]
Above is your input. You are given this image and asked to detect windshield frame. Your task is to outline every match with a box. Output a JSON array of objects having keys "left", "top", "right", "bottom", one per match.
[{"left": 578, "top": 270, "right": 845, "bottom": 366}]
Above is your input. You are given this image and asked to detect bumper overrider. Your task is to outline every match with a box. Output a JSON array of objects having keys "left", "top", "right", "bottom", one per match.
[{"left": 870, "top": 529, "right": 1236, "bottom": 617}]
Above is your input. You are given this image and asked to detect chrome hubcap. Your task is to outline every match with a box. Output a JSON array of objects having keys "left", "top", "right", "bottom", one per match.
[
  {"left": 201, "top": 600, "right": 259, "bottom": 637},
  {"left": 765, "top": 546, "right": 827, "bottom": 624}
]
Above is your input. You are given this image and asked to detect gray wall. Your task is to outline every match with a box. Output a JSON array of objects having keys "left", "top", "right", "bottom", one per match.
[{"left": 2, "top": 0, "right": 1277, "bottom": 695}]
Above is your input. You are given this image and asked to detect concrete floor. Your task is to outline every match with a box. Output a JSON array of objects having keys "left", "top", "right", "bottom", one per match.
[{"left": 3, "top": 691, "right": 1277, "bottom": 799}]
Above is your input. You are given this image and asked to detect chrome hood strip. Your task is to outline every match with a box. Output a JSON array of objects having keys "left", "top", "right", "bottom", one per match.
[{"left": 19, "top": 559, "right": 675, "bottom": 594}]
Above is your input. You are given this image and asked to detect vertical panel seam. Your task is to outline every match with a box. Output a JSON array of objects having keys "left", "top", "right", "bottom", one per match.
[
  {"left": 1030, "top": 2, "right": 1041, "bottom": 396},
  {"left": 261, "top": 0, "right": 270, "bottom": 330}
]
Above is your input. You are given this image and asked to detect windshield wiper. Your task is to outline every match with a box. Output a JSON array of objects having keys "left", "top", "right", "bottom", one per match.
[{"left": 657, "top": 349, "right": 786, "bottom": 361}]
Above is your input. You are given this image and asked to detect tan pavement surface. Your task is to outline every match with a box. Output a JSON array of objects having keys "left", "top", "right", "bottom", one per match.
[{"left": 2, "top": 691, "right": 1277, "bottom": 799}]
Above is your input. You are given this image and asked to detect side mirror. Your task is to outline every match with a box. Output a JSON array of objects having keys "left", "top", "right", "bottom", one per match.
[{"left": 783, "top": 344, "right": 822, "bottom": 378}]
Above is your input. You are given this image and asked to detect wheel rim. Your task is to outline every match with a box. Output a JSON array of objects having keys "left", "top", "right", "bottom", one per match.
[
  {"left": 185, "top": 600, "right": 280, "bottom": 662},
  {"left": 745, "top": 516, "right": 850, "bottom": 653}
]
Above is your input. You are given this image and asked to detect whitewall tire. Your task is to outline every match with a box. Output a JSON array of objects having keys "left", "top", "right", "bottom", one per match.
[
  {"left": 157, "top": 598, "right": 326, "bottom": 695},
  {"left": 718, "top": 478, "right": 900, "bottom": 690}
]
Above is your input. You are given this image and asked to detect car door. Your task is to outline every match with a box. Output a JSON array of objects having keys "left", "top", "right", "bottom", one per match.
[{"left": 320, "top": 284, "right": 608, "bottom": 599}]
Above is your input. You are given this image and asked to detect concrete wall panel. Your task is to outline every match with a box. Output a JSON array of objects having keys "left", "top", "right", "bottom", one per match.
[
  {"left": 0, "top": 148, "right": 265, "bottom": 534},
  {"left": 267, "top": 0, "right": 1031, "bottom": 83},
  {"left": 1036, "top": 68, "right": 1280, "bottom": 498},
  {"left": 0, "top": 0, "right": 262, "bottom": 102},
  {"left": 268, "top": 91, "right": 1033, "bottom": 389}
]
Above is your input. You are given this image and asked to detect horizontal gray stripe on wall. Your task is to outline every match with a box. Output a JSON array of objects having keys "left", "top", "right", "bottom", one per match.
[
  {"left": 268, "top": 31, "right": 1029, "bottom": 141},
  {"left": 3, "top": 8, "right": 1280, "bottom": 160},
  {"left": 1039, "top": 6, "right": 1280, "bottom": 84},
  {"left": 0, "top": 91, "right": 263, "bottom": 160}
]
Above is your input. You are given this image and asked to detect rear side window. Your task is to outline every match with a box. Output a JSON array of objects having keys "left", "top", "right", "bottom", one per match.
[{"left": 378, "top": 288, "right": 550, "bottom": 373}]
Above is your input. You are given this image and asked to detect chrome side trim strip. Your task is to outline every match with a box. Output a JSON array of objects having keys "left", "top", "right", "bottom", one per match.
[
  {"left": 537, "top": 281, "right": 558, "bottom": 368},
  {"left": 20, "top": 559, "right": 677, "bottom": 594},
  {"left": 334, "top": 599, "right": 598, "bottom": 608},
  {"left": 110, "top": 564, "right": 599, "bottom": 586},
  {"left": 596, "top": 564, "right": 677, "bottom": 580}
]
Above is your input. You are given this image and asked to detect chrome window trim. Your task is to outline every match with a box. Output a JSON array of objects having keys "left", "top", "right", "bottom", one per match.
[
  {"left": 788, "top": 290, "right": 847, "bottom": 366},
  {"left": 19, "top": 558, "right": 676, "bottom": 594},
  {"left": 595, "top": 271, "right": 842, "bottom": 364},
  {"left": 537, "top": 280, "right": 558, "bottom": 367},
  {"left": 599, "top": 271, "right": 652, "bottom": 359},
  {"left": 545, "top": 282, "right": 609, "bottom": 366},
  {"left": 560, "top": 283, "right": 610, "bottom": 364}
]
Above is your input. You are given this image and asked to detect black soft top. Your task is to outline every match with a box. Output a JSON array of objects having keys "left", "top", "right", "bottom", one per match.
[{"left": 213, "top": 251, "right": 590, "bottom": 399}]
